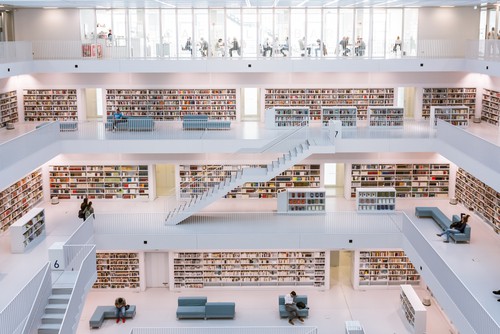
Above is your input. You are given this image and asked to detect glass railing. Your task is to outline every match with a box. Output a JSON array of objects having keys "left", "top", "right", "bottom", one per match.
[
  {"left": 130, "top": 327, "right": 318, "bottom": 334},
  {"left": 0, "top": 39, "right": 487, "bottom": 62}
]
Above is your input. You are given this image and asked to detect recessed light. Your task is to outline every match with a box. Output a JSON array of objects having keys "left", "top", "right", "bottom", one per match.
[{"left": 43, "top": 7, "right": 58, "bottom": 9}]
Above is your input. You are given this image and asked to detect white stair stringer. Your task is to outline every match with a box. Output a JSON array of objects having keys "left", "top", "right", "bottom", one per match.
[{"left": 165, "top": 140, "right": 313, "bottom": 225}]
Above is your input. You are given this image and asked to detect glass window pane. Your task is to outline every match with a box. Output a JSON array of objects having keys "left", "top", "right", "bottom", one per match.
[
  {"left": 386, "top": 8, "right": 403, "bottom": 56},
  {"left": 161, "top": 9, "right": 176, "bottom": 57},
  {"left": 307, "top": 8, "right": 322, "bottom": 57},
  {"left": 112, "top": 9, "right": 126, "bottom": 47},
  {"left": 274, "top": 8, "right": 290, "bottom": 57},
  {"left": 129, "top": 9, "right": 145, "bottom": 58},
  {"left": 372, "top": 9, "right": 386, "bottom": 57},
  {"left": 290, "top": 8, "right": 305, "bottom": 57},
  {"left": 354, "top": 8, "right": 369, "bottom": 57},
  {"left": 338, "top": 9, "right": 354, "bottom": 57},
  {"left": 80, "top": 9, "right": 96, "bottom": 41},
  {"left": 145, "top": 9, "right": 160, "bottom": 57},
  {"left": 178, "top": 9, "right": 193, "bottom": 58},
  {"left": 242, "top": 8, "right": 257, "bottom": 57},
  {"left": 194, "top": 9, "right": 209, "bottom": 58},
  {"left": 96, "top": 10, "right": 112, "bottom": 41},
  {"left": 259, "top": 8, "right": 273, "bottom": 57},
  {"left": 226, "top": 9, "right": 241, "bottom": 57},
  {"left": 403, "top": 8, "right": 418, "bottom": 57},
  {"left": 210, "top": 9, "right": 225, "bottom": 57},
  {"left": 323, "top": 9, "right": 337, "bottom": 58}
]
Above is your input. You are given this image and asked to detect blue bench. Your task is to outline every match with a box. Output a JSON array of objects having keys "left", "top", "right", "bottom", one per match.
[
  {"left": 89, "top": 305, "right": 136, "bottom": 328},
  {"left": 106, "top": 117, "right": 154, "bottom": 131},
  {"left": 415, "top": 207, "right": 471, "bottom": 243},
  {"left": 176, "top": 296, "right": 235, "bottom": 319},
  {"left": 278, "top": 295, "right": 309, "bottom": 318},
  {"left": 182, "top": 115, "right": 231, "bottom": 130},
  {"left": 59, "top": 122, "right": 78, "bottom": 131}
]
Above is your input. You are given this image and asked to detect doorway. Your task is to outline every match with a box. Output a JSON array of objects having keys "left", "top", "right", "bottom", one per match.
[
  {"left": 155, "top": 164, "right": 176, "bottom": 197},
  {"left": 241, "top": 87, "right": 259, "bottom": 121},
  {"left": 145, "top": 252, "right": 169, "bottom": 288},
  {"left": 330, "top": 250, "right": 354, "bottom": 287},
  {"left": 83, "top": 88, "right": 104, "bottom": 121},
  {"left": 324, "top": 163, "right": 344, "bottom": 197}
]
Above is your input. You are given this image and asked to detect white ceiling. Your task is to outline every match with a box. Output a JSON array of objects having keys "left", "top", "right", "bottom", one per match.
[{"left": 0, "top": 0, "right": 497, "bottom": 9}]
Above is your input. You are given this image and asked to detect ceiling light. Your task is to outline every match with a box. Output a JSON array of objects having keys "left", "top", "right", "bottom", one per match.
[
  {"left": 245, "top": 0, "right": 252, "bottom": 7},
  {"left": 297, "top": 0, "right": 309, "bottom": 7},
  {"left": 323, "top": 0, "right": 339, "bottom": 5},
  {"left": 440, "top": 5, "right": 455, "bottom": 7},
  {"left": 273, "top": 0, "right": 279, "bottom": 6},
  {"left": 43, "top": 7, "right": 58, "bottom": 9},
  {"left": 0, "top": 5, "right": 4, "bottom": 7}
]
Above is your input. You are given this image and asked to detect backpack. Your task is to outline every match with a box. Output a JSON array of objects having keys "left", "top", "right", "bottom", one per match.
[
  {"left": 78, "top": 209, "right": 84, "bottom": 219},
  {"left": 296, "top": 301, "right": 307, "bottom": 309}
]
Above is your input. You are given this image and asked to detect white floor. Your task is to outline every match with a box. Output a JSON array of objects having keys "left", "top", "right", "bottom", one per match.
[{"left": 4, "top": 193, "right": 500, "bottom": 333}]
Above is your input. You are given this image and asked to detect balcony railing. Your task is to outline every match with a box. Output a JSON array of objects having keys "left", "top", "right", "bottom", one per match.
[{"left": 0, "top": 39, "right": 497, "bottom": 63}]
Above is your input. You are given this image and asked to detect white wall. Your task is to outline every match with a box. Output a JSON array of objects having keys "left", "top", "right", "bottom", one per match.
[
  {"left": 418, "top": 7, "right": 480, "bottom": 41},
  {"left": 14, "top": 9, "right": 80, "bottom": 41}
]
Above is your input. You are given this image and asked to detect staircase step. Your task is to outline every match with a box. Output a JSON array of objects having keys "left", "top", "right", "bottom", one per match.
[
  {"left": 44, "top": 304, "right": 67, "bottom": 314},
  {"left": 38, "top": 323, "right": 61, "bottom": 334},
  {"left": 52, "top": 287, "right": 73, "bottom": 295},
  {"left": 48, "top": 294, "right": 71, "bottom": 304},
  {"left": 41, "top": 313, "right": 64, "bottom": 324}
]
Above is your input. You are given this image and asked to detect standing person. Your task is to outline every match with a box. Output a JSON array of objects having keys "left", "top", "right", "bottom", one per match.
[
  {"left": 114, "top": 297, "right": 127, "bottom": 323},
  {"left": 339, "top": 36, "right": 350, "bottom": 56},
  {"left": 84, "top": 201, "right": 95, "bottom": 220},
  {"left": 314, "top": 39, "right": 323, "bottom": 57},
  {"left": 229, "top": 37, "right": 240, "bottom": 57},
  {"left": 78, "top": 198, "right": 88, "bottom": 221},
  {"left": 487, "top": 27, "right": 498, "bottom": 57},
  {"left": 436, "top": 213, "right": 470, "bottom": 243},
  {"left": 393, "top": 36, "right": 402, "bottom": 53},
  {"left": 284, "top": 291, "right": 304, "bottom": 325},
  {"left": 107, "top": 29, "right": 113, "bottom": 46}
]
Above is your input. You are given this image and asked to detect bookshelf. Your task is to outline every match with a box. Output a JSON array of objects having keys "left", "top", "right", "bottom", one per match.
[
  {"left": 171, "top": 250, "right": 328, "bottom": 289},
  {"left": 356, "top": 188, "right": 396, "bottom": 212},
  {"left": 265, "top": 107, "right": 310, "bottom": 128},
  {"left": 400, "top": 284, "right": 427, "bottom": 334},
  {"left": 421, "top": 87, "right": 476, "bottom": 119},
  {"left": 277, "top": 188, "right": 326, "bottom": 213},
  {"left": 264, "top": 88, "right": 395, "bottom": 120},
  {"left": 0, "top": 169, "right": 43, "bottom": 233},
  {"left": 106, "top": 89, "right": 237, "bottom": 120},
  {"left": 321, "top": 106, "right": 357, "bottom": 127},
  {"left": 49, "top": 165, "right": 149, "bottom": 200},
  {"left": 0, "top": 90, "right": 18, "bottom": 128},
  {"left": 481, "top": 88, "right": 500, "bottom": 126},
  {"left": 350, "top": 163, "right": 450, "bottom": 199},
  {"left": 455, "top": 168, "right": 499, "bottom": 232},
  {"left": 430, "top": 106, "right": 469, "bottom": 127},
  {"left": 10, "top": 207, "right": 46, "bottom": 253},
  {"left": 368, "top": 107, "right": 404, "bottom": 127},
  {"left": 179, "top": 164, "right": 321, "bottom": 199},
  {"left": 93, "top": 252, "right": 141, "bottom": 289},
  {"left": 353, "top": 250, "right": 420, "bottom": 288},
  {"left": 23, "top": 89, "right": 78, "bottom": 121}
]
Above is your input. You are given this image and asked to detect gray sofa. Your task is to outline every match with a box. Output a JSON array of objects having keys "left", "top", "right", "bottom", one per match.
[
  {"left": 176, "top": 296, "right": 235, "bottom": 319},
  {"left": 415, "top": 206, "right": 471, "bottom": 243},
  {"left": 278, "top": 295, "right": 309, "bottom": 318},
  {"left": 182, "top": 115, "right": 231, "bottom": 130},
  {"left": 89, "top": 305, "right": 136, "bottom": 328}
]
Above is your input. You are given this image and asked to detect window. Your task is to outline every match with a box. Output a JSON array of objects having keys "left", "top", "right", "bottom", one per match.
[
  {"left": 161, "top": 9, "right": 176, "bottom": 57},
  {"left": 178, "top": 9, "right": 193, "bottom": 58},
  {"left": 145, "top": 9, "right": 160, "bottom": 57},
  {"left": 290, "top": 8, "right": 305, "bottom": 57},
  {"left": 242, "top": 9, "right": 257, "bottom": 57}
]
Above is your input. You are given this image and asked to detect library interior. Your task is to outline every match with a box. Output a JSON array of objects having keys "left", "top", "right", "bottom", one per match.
[{"left": 0, "top": 1, "right": 499, "bottom": 334}]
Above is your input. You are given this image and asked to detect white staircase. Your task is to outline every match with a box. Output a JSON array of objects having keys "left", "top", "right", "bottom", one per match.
[
  {"left": 38, "top": 287, "right": 72, "bottom": 334},
  {"left": 165, "top": 140, "right": 313, "bottom": 225}
]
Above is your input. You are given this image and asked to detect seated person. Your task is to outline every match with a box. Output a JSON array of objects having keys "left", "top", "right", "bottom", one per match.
[
  {"left": 280, "top": 37, "right": 289, "bottom": 56},
  {"left": 182, "top": 37, "right": 192, "bottom": 55},
  {"left": 229, "top": 37, "right": 240, "bottom": 57},
  {"left": 215, "top": 38, "right": 225, "bottom": 57},
  {"left": 298, "top": 37, "right": 311, "bottom": 57},
  {"left": 199, "top": 38, "right": 209, "bottom": 57},
  {"left": 262, "top": 38, "right": 273, "bottom": 57},
  {"left": 112, "top": 109, "right": 126, "bottom": 131},
  {"left": 436, "top": 213, "right": 470, "bottom": 243},
  {"left": 115, "top": 297, "right": 127, "bottom": 323},
  {"left": 284, "top": 291, "right": 304, "bottom": 326},
  {"left": 355, "top": 37, "right": 366, "bottom": 56}
]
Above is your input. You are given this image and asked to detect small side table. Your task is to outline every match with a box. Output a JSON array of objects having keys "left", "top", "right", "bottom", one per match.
[{"left": 345, "top": 320, "right": 365, "bottom": 334}]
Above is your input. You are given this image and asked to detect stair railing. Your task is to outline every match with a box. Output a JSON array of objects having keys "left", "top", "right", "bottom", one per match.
[{"left": 20, "top": 263, "right": 52, "bottom": 334}]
